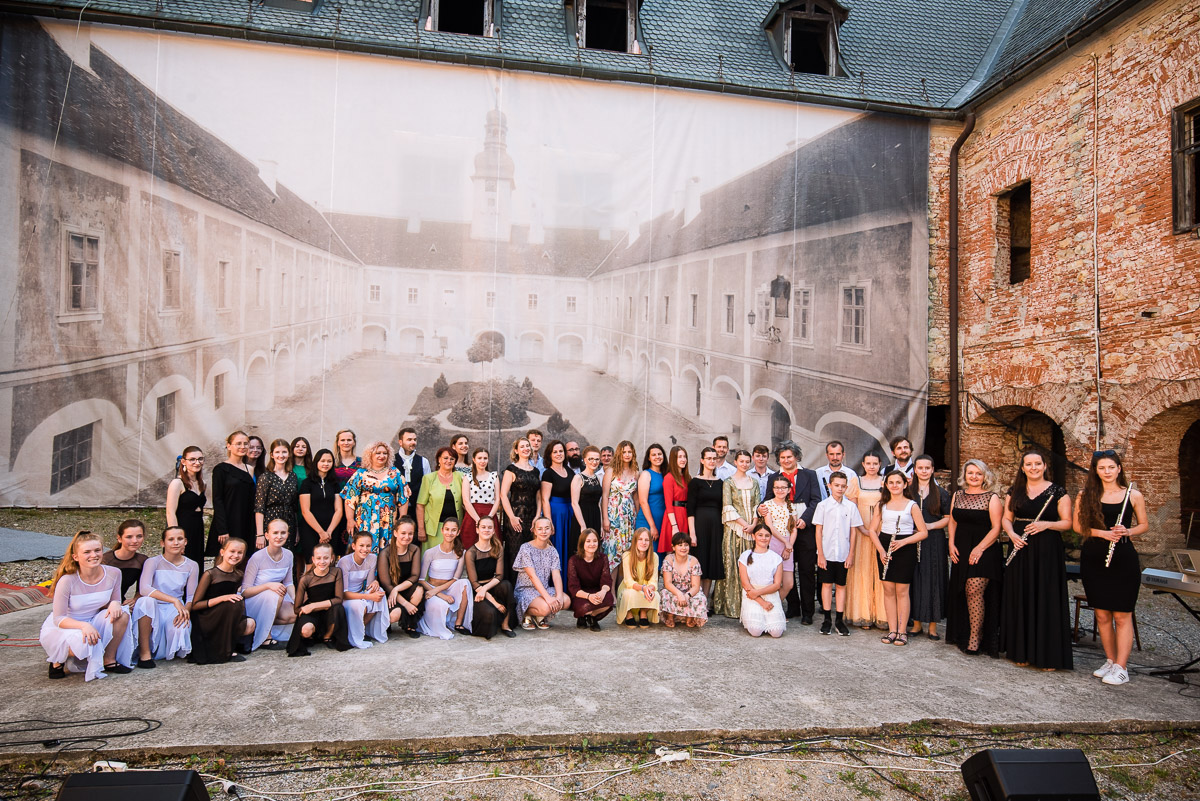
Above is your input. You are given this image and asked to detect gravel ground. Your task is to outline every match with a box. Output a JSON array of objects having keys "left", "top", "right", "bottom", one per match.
[
  {"left": 0, "top": 509, "right": 170, "bottom": 586},
  {"left": 1, "top": 725, "right": 1198, "bottom": 800}
]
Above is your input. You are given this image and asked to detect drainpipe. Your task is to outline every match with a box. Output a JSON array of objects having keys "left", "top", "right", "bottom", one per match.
[{"left": 948, "top": 112, "right": 976, "bottom": 483}]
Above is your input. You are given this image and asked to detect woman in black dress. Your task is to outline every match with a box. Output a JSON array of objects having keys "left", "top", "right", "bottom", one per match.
[
  {"left": 1000, "top": 449, "right": 1074, "bottom": 670},
  {"left": 379, "top": 518, "right": 425, "bottom": 637},
  {"left": 541, "top": 441, "right": 575, "bottom": 572},
  {"left": 500, "top": 437, "right": 543, "bottom": 581},
  {"left": 101, "top": 518, "right": 148, "bottom": 604},
  {"left": 1075, "top": 450, "right": 1148, "bottom": 686},
  {"left": 571, "top": 446, "right": 605, "bottom": 543},
  {"left": 208, "top": 431, "right": 258, "bottom": 558},
  {"left": 167, "top": 446, "right": 208, "bottom": 568},
  {"left": 298, "top": 449, "right": 346, "bottom": 570},
  {"left": 287, "top": 543, "right": 351, "bottom": 657},
  {"left": 687, "top": 447, "right": 726, "bottom": 598},
  {"left": 255, "top": 439, "right": 300, "bottom": 551},
  {"left": 908, "top": 455, "right": 951, "bottom": 640},
  {"left": 189, "top": 537, "right": 253, "bottom": 664},
  {"left": 946, "top": 458, "right": 1004, "bottom": 656},
  {"left": 465, "top": 517, "right": 515, "bottom": 639}
]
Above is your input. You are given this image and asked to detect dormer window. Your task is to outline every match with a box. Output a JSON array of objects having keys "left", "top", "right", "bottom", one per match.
[
  {"left": 570, "top": 0, "right": 642, "bottom": 54},
  {"left": 764, "top": 0, "right": 847, "bottom": 77},
  {"left": 423, "top": 0, "right": 498, "bottom": 37}
]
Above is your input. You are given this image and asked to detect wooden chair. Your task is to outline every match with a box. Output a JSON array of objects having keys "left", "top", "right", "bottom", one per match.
[{"left": 1072, "top": 593, "right": 1141, "bottom": 651}]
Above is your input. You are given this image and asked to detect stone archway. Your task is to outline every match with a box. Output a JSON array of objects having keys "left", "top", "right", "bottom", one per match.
[{"left": 1127, "top": 399, "right": 1200, "bottom": 554}]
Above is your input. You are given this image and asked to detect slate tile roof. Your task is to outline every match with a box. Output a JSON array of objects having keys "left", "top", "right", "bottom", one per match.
[
  {"left": 0, "top": 15, "right": 358, "bottom": 260},
  {"left": 0, "top": 0, "right": 1151, "bottom": 113}
]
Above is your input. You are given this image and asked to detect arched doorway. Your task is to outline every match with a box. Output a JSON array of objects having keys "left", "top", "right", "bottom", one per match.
[
  {"left": 519, "top": 333, "right": 544, "bottom": 363},
  {"left": 1182, "top": 420, "right": 1200, "bottom": 546},
  {"left": 398, "top": 328, "right": 425, "bottom": 356},
  {"left": 363, "top": 325, "right": 387, "bottom": 352},
  {"left": 557, "top": 335, "right": 583, "bottom": 363},
  {"left": 969, "top": 404, "right": 1073, "bottom": 491},
  {"left": 245, "top": 356, "right": 273, "bottom": 412},
  {"left": 770, "top": 401, "right": 791, "bottom": 449}
]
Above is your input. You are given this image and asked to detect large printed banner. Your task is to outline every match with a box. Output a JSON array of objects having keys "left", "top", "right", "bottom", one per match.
[{"left": 0, "top": 16, "right": 929, "bottom": 505}]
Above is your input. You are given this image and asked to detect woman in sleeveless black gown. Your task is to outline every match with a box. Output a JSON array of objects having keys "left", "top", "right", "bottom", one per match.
[
  {"left": 999, "top": 451, "right": 1073, "bottom": 670},
  {"left": 946, "top": 459, "right": 1004, "bottom": 656},
  {"left": 1076, "top": 450, "right": 1148, "bottom": 685}
]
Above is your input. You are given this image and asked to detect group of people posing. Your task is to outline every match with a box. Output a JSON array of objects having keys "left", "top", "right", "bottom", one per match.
[{"left": 40, "top": 428, "right": 1147, "bottom": 689}]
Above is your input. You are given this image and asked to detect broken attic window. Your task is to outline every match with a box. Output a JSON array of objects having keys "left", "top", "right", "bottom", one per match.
[
  {"left": 766, "top": 1, "right": 846, "bottom": 77},
  {"left": 426, "top": 0, "right": 495, "bottom": 37},
  {"left": 576, "top": 0, "right": 641, "bottom": 54}
]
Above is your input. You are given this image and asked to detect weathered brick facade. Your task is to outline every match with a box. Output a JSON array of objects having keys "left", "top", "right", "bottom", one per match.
[{"left": 929, "top": 0, "right": 1200, "bottom": 556}]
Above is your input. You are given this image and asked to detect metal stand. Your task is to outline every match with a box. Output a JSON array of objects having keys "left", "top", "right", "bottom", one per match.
[{"left": 1148, "top": 590, "right": 1200, "bottom": 683}]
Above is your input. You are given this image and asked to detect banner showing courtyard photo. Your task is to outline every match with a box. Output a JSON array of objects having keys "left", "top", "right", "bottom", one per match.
[{"left": 0, "top": 18, "right": 929, "bottom": 505}]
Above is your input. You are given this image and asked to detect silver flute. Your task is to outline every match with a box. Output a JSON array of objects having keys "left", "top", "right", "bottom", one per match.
[
  {"left": 880, "top": 525, "right": 898, "bottom": 581},
  {"left": 1005, "top": 491, "right": 1056, "bottom": 568},
  {"left": 1105, "top": 483, "right": 1135, "bottom": 569}
]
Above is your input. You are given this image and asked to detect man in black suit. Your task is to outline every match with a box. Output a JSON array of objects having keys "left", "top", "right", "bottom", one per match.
[{"left": 760, "top": 442, "right": 822, "bottom": 623}]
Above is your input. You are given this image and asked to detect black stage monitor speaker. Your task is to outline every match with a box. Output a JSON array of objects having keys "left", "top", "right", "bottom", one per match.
[
  {"left": 55, "top": 769, "right": 207, "bottom": 801},
  {"left": 961, "top": 749, "right": 1100, "bottom": 801}
]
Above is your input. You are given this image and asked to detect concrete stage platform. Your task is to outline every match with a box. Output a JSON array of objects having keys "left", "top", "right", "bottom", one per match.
[{"left": 1, "top": 603, "right": 1196, "bottom": 755}]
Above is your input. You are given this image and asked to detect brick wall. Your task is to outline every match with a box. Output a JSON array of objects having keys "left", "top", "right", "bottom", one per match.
[{"left": 930, "top": 0, "right": 1200, "bottom": 555}]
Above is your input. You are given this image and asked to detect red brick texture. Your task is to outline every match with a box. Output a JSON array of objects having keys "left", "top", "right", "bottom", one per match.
[{"left": 929, "top": 0, "right": 1200, "bottom": 555}]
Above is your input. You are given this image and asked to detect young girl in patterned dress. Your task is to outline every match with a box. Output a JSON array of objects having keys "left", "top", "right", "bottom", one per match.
[{"left": 660, "top": 533, "right": 707, "bottom": 628}]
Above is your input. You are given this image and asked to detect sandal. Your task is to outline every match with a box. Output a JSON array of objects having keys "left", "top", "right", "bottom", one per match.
[
  {"left": 521, "top": 616, "right": 536, "bottom": 631},
  {"left": 454, "top": 624, "right": 470, "bottom": 634},
  {"left": 534, "top": 617, "right": 550, "bottom": 630},
  {"left": 894, "top": 633, "right": 908, "bottom": 647},
  {"left": 881, "top": 632, "right": 898, "bottom": 644}
]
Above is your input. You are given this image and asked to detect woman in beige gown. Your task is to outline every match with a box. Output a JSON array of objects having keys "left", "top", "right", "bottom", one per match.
[
  {"left": 845, "top": 452, "right": 888, "bottom": 629},
  {"left": 715, "top": 451, "right": 760, "bottom": 618}
]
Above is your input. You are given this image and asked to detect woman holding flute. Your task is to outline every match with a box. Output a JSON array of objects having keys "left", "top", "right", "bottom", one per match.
[
  {"left": 1074, "top": 450, "right": 1147, "bottom": 686},
  {"left": 999, "top": 449, "right": 1074, "bottom": 670}
]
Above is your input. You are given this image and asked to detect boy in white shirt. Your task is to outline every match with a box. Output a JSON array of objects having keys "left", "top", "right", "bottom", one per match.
[{"left": 813, "top": 472, "right": 866, "bottom": 636}]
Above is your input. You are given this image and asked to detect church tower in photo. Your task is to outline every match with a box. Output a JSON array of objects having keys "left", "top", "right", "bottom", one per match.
[{"left": 470, "top": 108, "right": 516, "bottom": 241}]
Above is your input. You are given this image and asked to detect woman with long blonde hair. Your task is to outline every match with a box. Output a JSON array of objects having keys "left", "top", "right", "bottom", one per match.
[
  {"left": 616, "top": 527, "right": 660, "bottom": 627},
  {"left": 39, "top": 531, "right": 134, "bottom": 680}
]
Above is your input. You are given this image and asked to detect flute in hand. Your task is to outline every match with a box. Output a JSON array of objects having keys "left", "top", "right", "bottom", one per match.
[
  {"left": 1005, "top": 491, "right": 1056, "bottom": 568},
  {"left": 1105, "top": 483, "right": 1135, "bottom": 568},
  {"left": 880, "top": 528, "right": 898, "bottom": 581}
]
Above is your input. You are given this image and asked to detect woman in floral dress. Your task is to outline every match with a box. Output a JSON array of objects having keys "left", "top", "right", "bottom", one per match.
[
  {"left": 601, "top": 440, "right": 639, "bottom": 572},
  {"left": 340, "top": 441, "right": 408, "bottom": 552}
]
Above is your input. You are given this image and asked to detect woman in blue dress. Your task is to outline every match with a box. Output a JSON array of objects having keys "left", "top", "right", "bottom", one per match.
[
  {"left": 540, "top": 441, "right": 575, "bottom": 573},
  {"left": 635, "top": 443, "right": 667, "bottom": 539},
  {"left": 340, "top": 441, "right": 409, "bottom": 552}
]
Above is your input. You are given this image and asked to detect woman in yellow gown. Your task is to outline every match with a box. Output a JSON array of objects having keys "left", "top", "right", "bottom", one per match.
[{"left": 845, "top": 452, "right": 888, "bottom": 629}]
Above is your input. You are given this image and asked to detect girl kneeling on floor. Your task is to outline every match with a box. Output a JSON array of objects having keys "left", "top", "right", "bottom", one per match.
[
  {"left": 133, "top": 526, "right": 200, "bottom": 668},
  {"left": 288, "top": 543, "right": 351, "bottom": 656},
  {"left": 40, "top": 531, "right": 134, "bottom": 680},
  {"left": 339, "top": 532, "right": 389, "bottom": 648}
]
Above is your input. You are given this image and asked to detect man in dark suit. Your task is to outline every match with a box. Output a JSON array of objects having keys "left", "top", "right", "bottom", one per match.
[{"left": 760, "top": 442, "right": 822, "bottom": 623}]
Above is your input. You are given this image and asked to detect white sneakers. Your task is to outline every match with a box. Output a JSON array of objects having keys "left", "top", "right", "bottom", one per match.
[
  {"left": 1102, "top": 666, "right": 1130, "bottom": 685},
  {"left": 1094, "top": 660, "right": 1130, "bottom": 685}
]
